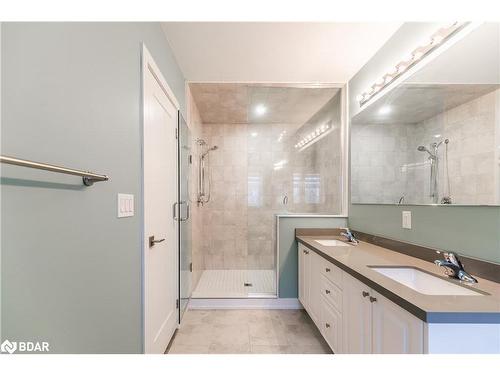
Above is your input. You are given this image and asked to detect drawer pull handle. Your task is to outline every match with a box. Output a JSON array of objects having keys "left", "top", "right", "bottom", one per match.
[
  {"left": 325, "top": 290, "right": 331, "bottom": 294},
  {"left": 325, "top": 323, "right": 330, "bottom": 328},
  {"left": 362, "top": 291, "right": 369, "bottom": 297},
  {"left": 369, "top": 296, "right": 377, "bottom": 303},
  {"left": 325, "top": 268, "right": 331, "bottom": 272}
]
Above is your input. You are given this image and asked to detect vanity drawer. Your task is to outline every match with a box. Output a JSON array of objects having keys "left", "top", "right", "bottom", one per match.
[
  {"left": 321, "top": 275, "right": 342, "bottom": 312},
  {"left": 320, "top": 257, "right": 342, "bottom": 288},
  {"left": 321, "top": 295, "right": 343, "bottom": 353}
]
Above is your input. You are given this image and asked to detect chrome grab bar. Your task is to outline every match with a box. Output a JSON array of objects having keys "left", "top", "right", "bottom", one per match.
[{"left": 1, "top": 155, "right": 109, "bottom": 186}]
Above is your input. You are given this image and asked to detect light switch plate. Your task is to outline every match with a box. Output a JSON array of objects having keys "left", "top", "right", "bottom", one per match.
[
  {"left": 402, "top": 211, "right": 411, "bottom": 229},
  {"left": 118, "top": 194, "right": 134, "bottom": 218}
]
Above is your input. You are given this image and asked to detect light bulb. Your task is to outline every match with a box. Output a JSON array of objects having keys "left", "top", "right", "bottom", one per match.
[
  {"left": 378, "top": 106, "right": 391, "bottom": 115},
  {"left": 254, "top": 104, "right": 267, "bottom": 116},
  {"left": 397, "top": 63, "right": 408, "bottom": 73},
  {"left": 413, "top": 50, "right": 424, "bottom": 60},
  {"left": 432, "top": 34, "right": 444, "bottom": 44}
]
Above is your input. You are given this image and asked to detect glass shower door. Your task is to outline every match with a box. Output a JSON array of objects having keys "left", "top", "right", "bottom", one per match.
[{"left": 178, "top": 113, "right": 192, "bottom": 321}]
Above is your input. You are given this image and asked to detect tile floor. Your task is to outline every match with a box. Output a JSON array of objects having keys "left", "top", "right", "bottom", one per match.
[{"left": 167, "top": 309, "right": 332, "bottom": 354}]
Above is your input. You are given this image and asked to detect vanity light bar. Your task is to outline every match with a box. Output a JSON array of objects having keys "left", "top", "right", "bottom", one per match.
[
  {"left": 357, "top": 22, "right": 468, "bottom": 107},
  {"left": 294, "top": 123, "right": 331, "bottom": 150}
]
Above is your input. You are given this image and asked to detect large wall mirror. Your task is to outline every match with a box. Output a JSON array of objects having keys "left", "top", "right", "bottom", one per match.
[{"left": 351, "top": 23, "right": 500, "bottom": 206}]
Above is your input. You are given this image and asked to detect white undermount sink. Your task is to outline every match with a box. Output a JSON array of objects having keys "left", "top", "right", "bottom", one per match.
[
  {"left": 315, "top": 239, "right": 350, "bottom": 247},
  {"left": 370, "top": 266, "right": 483, "bottom": 296}
]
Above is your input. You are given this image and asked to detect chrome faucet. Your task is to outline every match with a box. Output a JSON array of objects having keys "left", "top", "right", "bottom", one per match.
[
  {"left": 340, "top": 228, "right": 359, "bottom": 245},
  {"left": 434, "top": 252, "right": 477, "bottom": 283}
]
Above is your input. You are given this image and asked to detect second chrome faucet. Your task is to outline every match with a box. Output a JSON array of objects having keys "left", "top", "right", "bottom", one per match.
[
  {"left": 434, "top": 251, "right": 477, "bottom": 283},
  {"left": 340, "top": 228, "right": 359, "bottom": 245}
]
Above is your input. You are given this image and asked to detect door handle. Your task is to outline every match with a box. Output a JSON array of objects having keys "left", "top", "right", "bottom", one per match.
[
  {"left": 369, "top": 296, "right": 377, "bottom": 303},
  {"left": 362, "top": 291, "right": 370, "bottom": 297},
  {"left": 173, "top": 202, "right": 179, "bottom": 220},
  {"left": 149, "top": 235, "right": 165, "bottom": 247}
]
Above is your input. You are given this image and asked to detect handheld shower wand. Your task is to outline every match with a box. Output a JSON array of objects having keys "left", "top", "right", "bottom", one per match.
[
  {"left": 417, "top": 139, "right": 449, "bottom": 204},
  {"left": 197, "top": 140, "right": 218, "bottom": 206}
]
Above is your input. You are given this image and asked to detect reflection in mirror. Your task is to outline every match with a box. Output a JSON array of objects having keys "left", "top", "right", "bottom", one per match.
[{"left": 351, "top": 23, "right": 500, "bottom": 206}]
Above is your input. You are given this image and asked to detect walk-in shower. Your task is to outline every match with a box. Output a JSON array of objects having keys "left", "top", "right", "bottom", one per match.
[
  {"left": 417, "top": 138, "right": 450, "bottom": 204},
  {"left": 188, "top": 83, "right": 345, "bottom": 300},
  {"left": 196, "top": 139, "right": 218, "bottom": 206}
]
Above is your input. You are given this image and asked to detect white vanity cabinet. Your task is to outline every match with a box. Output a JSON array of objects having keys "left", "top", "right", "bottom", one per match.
[
  {"left": 342, "top": 273, "right": 423, "bottom": 354},
  {"left": 298, "top": 243, "right": 310, "bottom": 309},
  {"left": 298, "top": 243, "right": 424, "bottom": 354},
  {"left": 298, "top": 243, "right": 344, "bottom": 353},
  {"left": 298, "top": 243, "right": 322, "bottom": 325},
  {"left": 342, "top": 272, "right": 372, "bottom": 353},
  {"left": 371, "top": 289, "right": 424, "bottom": 353}
]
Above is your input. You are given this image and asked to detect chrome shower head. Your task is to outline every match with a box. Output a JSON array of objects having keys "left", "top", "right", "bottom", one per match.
[
  {"left": 201, "top": 145, "right": 218, "bottom": 158},
  {"left": 417, "top": 145, "right": 434, "bottom": 158}
]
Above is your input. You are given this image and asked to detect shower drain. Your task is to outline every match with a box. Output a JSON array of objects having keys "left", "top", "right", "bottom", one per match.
[{"left": 244, "top": 282, "right": 253, "bottom": 287}]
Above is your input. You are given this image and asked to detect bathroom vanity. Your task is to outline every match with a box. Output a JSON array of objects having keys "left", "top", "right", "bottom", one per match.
[{"left": 296, "top": 230, "right": 500, "bottom": 354}]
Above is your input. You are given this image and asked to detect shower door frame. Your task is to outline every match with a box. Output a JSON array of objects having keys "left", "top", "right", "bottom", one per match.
[{"left": 187, "top": 81, "right": 349, "bottom": 300}]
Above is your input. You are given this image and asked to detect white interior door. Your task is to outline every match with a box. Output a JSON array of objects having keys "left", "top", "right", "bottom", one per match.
[{"left": 143, "top": 46, "right": 179, "bottom": 354}]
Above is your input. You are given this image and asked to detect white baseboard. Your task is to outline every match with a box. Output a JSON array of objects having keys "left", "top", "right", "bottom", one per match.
[{"left": 188, "top": 298, "right": 303, "bottom": 310}]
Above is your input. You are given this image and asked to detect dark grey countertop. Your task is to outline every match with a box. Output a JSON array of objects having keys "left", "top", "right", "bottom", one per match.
[{"left": 296, "top": 235, "right": 500, "bottom": 324}]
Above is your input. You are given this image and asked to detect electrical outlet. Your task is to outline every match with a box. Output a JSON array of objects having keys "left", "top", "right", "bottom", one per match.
[{"left": 402, "top": 211, "right": 412, "bottom": 229}]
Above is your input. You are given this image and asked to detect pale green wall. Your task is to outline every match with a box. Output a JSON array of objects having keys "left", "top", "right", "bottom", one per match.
[
  {"left": 349, "top": 205, "right": 500, "bottom": 263},
  {"left": 278, "top": 216, "right": 347, "bottom": 298},
  {"left": 348, "top": 23, "right": 500, "bottom": 264},
  {"left": 1, "top": 23, "right": 185, "bottom": 353}
]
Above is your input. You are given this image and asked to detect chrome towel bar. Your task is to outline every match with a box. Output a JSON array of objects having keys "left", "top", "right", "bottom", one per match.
[{"left": 0, "top": 155, "right": 109, "bottom": 186}]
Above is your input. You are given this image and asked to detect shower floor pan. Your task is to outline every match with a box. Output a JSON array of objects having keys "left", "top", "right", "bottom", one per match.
[{"left": 191, "top": 269, "right": 276, "bottom": 298}]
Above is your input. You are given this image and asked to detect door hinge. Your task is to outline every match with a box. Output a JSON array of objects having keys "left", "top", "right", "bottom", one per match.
[
  {"left": 189, "top": 262, "right": 193, "bottom": 272},
  {"left": 175, "top": 128, "right": 178, "bottom": 139},
  {"left": 176, "top": 299, "right": 179, "bottom": 309}
]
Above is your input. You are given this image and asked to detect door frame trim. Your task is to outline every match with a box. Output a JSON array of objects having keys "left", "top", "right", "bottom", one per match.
[{"left": 141, "top": 44, "right": 180, "bottom": 353}]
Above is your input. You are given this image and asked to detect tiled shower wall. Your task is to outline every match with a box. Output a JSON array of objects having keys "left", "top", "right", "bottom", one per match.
[
  {"left": 351, "top": 122, "right": 409, "bottom": 204},
  {"left": 200, "top": 93, "right": 344, "bottom": 271},
  {"left": 351, "top": 88, "right": 500, "bottom": 205},
  {"left": 406, "top": 89, "right": 499, "bottom": 204}
]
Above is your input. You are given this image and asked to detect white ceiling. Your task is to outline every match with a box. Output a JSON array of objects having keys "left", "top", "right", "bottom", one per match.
[{"left": 161, "top": 22, "right": 401, "bottom": 83}]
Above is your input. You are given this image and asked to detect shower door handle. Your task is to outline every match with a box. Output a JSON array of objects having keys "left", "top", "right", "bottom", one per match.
[
  {"left": 179, "top": 201, "right": 190, "bottom": 221},
  {"left": 282, "top": 194, "right": 288, "bottom": 205},
  {"left": 173, "top": 202, "right": 179, "bottom": 220}
]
